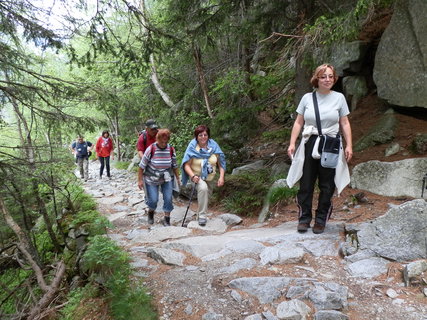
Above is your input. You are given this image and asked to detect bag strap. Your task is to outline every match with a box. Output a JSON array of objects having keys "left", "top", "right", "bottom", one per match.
[
  {"left": 312, "top": 91, "right": 322, "bottom": 136},
  {"left": 150, "top": 143, "right": 174, "bottom": 158}
]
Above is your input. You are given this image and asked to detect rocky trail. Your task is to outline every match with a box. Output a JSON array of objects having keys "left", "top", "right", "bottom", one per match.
[{"left": 80, "top": 161, "right": 427, "bottom": 320}]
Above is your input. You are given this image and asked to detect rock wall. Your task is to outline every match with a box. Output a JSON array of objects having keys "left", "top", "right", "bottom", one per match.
[{"left": 373, "top": 0, "right": 427, "bottom": 108}]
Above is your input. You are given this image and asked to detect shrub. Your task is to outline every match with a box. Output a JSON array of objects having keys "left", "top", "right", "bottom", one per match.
[
  {"left": 268, "top": 186, "right": 298, "bottom": 206},
  {"left": 81, "top": 235, "right": 157, "bottom": 320},
  {"left": 212, "top": 169, "right": 272, "bottom": 216},
  {"left": 114, "top": 161, "right": 132, "bottom": 170}
]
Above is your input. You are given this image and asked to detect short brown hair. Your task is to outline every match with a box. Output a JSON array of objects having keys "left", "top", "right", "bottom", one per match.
[
  {"left": 310, "top": 64, "right": 337, "bottom": 88},
  {"left": 156, "top": 128, "right": 170, "bottom": 142},
  {"left": 194, "top": 125, "right": 210, "bottom": 139}
]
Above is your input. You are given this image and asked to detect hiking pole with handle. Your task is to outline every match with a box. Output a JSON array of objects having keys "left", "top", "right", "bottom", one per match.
[{"left": 182, "top": 183, "right": 196, "bottom": 227}]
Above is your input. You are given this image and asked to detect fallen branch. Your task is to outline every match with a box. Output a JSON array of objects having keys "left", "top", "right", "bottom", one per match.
[
  {"left": 260, "top": 32, "right": 304, "bottom": 43},
  {"left": 26, "top": 260, "right": 66, "bottom": 320}
]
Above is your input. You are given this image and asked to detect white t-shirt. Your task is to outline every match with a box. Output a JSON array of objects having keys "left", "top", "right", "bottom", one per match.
[{"left": 296, "top": 91, "right": 350, "bottom": 131}]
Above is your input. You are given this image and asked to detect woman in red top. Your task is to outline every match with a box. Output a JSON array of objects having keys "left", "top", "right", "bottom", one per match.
[{"left": 96, "top": 130, "right": 114, "bottom": 179}]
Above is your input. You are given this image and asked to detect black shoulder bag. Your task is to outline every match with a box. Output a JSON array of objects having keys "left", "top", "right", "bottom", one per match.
[{"left": 312, "top": 92, "right": 341, "bottom": 169}]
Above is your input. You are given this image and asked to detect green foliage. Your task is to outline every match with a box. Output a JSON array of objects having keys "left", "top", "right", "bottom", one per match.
[
  {"left": 167, "top": 110, "right": 210, "bottom": 163},
  {"left": 114, "top": 161, "right": 132, "bottom": 170},
  {"left": 304, "top": 0, "right": 395, "bottom": 45},
  {"left": 59, "top": 287, "right": 87, "bottom": 320},
  {"left": 74, "top": 192, "right": 97, "bottom": 212},
  {"left": 250, "top": 73, "right": 281, "bottom": 99},
  {"left": 71, "top": 210, "right": 111, "bottom": 236},
  {"left": 81, "top": 235, "right": 157, "bottom": 320},
  {"left": 212, "top": 169, "right": 273, "bottom": 216},
  {"left": 268, "top": 186, "right": 298, "bottom": 206},
  {"left": 262, "top": 128, "right": 291, "bottom": 142},
  {"left": 34, "top": 230, "right": 56, "bottom": 261},
  {"left": 0, "top": 269, "right": 32, "bottom": 314},
  {"left": 83, "top": 235, "right": 130, "bottom": 277}
]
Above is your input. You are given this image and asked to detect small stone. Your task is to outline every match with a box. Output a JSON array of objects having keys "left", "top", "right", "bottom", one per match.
[{"left": 386, "top": 288, "right": 398, "bottom": 298}]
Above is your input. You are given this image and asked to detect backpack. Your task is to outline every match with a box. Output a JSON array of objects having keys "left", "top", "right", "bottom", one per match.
[
  {"left": 149, "top": 143, "right": 175, "bottom": 158},
  {"left": 144, "top": 144, "right": 176, "bottom": 180}
]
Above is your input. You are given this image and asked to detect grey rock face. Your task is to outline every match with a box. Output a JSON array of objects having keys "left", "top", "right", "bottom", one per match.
[
  {"left": 232, "top": 160, "right": 265, "bottom": 175},
  {"left": 345, "top": 199, "right": 427, "bottom": 261},
  {"left": 351, "top": 158, "right": 427, "bottom": 198},
  {"left": 276, "top": 299, "right": 311, "bottom": 320},
  {"left": 346, "top": 257, "right": 390, "bottom": 278},
  {"left": 146, "top": 247, "right": 185, "bottom": 266},
  {"left": 354, "top": 109, "right": 396, "bottom": 152},
  {"left": 314, "top": 310, "right": 349, "bottom": 320},
  {"left": 403, "top": 259, "right": 427, "bottom": 286},
  {"left": 228, "top": 277, "right": 292, "bottom": 304},
  {"left": 317, "top": 41, "right": 368, "bottom": 76},
  {"left": 342, "top": 76, "right": 368, "bottom": 111},
  {"left": 373, "top": 0, "right": 427, "bottom": 108},
  {"left": 307, "top": 282, "right": 348, "bottom": 310}
]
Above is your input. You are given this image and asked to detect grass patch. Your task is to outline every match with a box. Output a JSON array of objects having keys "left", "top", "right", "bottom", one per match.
[
  {"left": 261, "top": 128, "right": 291, "bottom": 142},
  {"left": 60, "top": 236, "right": 157, "bottom": 320},
  {"left": 268, "top": 185, "right": 298, "bottom": 206},
  {"left": 212, "top": 169, "right": 273, "bottom": 216},
  {"left": 114, "top": 161, "right": 132, "bottom": 170}
]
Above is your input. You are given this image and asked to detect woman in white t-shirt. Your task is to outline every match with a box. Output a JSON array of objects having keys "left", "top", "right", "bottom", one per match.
[{"left": 287, "top": 64, "right": 353, "bottom": 234}]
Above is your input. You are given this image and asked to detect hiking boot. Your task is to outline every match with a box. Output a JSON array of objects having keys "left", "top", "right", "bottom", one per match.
[
  {"left": 297, "top": 223, "right": 310, "bottom": 233},
  {"left": 313, "top": 223, "right": 325, "bottom": 234},
  {"left": 147, "top": 210, "right": 155, "bottom": 225},
  {"left": 162, "top": 216, "right": 171, "bottom": 226},
  {"left": 198, "top": 216, "right": 207, "bottom": 226}
]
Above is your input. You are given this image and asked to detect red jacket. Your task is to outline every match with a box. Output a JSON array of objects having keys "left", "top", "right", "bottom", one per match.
[{"left": 96, "top": 137, "right": 114, "bottom": 157}]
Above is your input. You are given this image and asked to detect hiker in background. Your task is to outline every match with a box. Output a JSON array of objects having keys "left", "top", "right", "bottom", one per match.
[
  {"left": 286, "top": 63, "right": 353, "bottom": 234},
  {"left": 95, "top": 130, "right": 114, "bottom": 179},
  {"left": 181, "top": 125, "right": 226, "bottom": 226},
  {"left": 137, "top": 129, "right": 180, "bottom": 226},
  {"left": 136, "top": 119, "right": 159, "bottom": 159},
  {"left": 70, "top": 136, "right": 94, "bottom": 182}
]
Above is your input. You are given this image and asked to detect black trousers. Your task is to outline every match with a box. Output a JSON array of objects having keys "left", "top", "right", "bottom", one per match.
[
  {"left": 297, "top": 135, "right": 335, "bottom": 226},
  {"left": 99, "top": 156, "right": 111, "bottom": 177}
]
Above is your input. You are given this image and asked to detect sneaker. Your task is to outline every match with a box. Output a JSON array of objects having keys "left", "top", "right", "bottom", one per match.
[
  {"left": 312, "top": 223, "right": 325, "bottom": 234},
  {"left": 162, "top": 216, "right": 171, "bottom": 226},
  {"left": 147, "top": 210, "right": 154, "bottom": 225},
  {"left": 198, "top": 217, "right": 207, "bottom": 226},
  {"left": 297, "top": 223, "right": 310, "bottom": 233}
]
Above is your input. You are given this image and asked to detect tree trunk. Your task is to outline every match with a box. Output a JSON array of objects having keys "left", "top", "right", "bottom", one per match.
[
  {"left": 294, "top": 0, "right": 316, "bottom": 105},
  {"left": 26, "top": 261, "right": 66, "bottom": 320},
  {"left": 10, "top": 96, "right": 62, "bottom": 253},
  {"left": 138, "top": 0, "right": 176, "bottom": 108},
  {"left": 150, "top": 54, "right": 176, "bottom": 108},
  {"left": 114, "top": 112, "right": 121, "bottom": 161},
  {"left": 0, "top": 197, "right": 49, "bottom": 292},
  {"left": 192, "top": 44, "right": 214, "bottom": 118}
]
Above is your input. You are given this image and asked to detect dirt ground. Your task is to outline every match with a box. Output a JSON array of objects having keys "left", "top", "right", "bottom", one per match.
[{"left": 137, "top": 95, "right": 427, "bottom": 320}]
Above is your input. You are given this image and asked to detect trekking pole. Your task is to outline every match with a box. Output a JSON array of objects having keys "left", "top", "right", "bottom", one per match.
[
  {"left": 182, "top": 183, "right": 196, "bottom": 227},
  {"left": 422, "top": 173, "right": 427, "bottom": 198}
]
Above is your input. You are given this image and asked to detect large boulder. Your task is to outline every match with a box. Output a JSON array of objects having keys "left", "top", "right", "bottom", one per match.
[
  {"left": 354, "top": 109, "right": 396, "bottom": 152},
  {"left": 345, "top": 199, "right": 427, "bottom": 261},
  {"left": 373, "top": 0, "right": 427, "bottom": 108},
  {"left": 351, "top": 157, "right": 427, "bottom": 198},
  {"left": 314, "top": 41, "right": 368, "bottom": 77},
  {"left": 329, "top": 41, "right": 368, "bottom": 76},
  {"left": 342, "top": 76, "right": 368, "bottom": 111}
]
